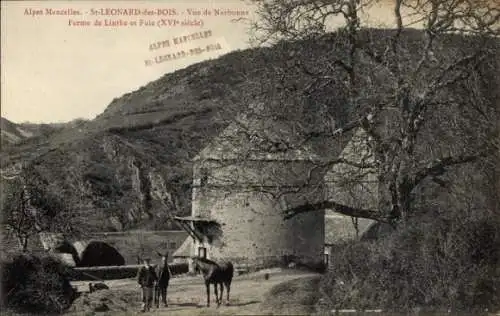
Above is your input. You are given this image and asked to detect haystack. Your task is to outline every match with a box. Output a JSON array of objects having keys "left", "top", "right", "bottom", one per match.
[{"left": 78, "top": 241, "right": 125, "bottom": 267}]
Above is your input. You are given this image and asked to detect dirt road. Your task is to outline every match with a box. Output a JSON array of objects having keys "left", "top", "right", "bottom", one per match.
[{"left": 70, "top": 268, "right": 320, "bottom": 315}]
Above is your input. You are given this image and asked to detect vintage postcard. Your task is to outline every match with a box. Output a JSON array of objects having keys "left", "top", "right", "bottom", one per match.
[{"left": 1, "top": 0, "right": 499, "bottom": 315}]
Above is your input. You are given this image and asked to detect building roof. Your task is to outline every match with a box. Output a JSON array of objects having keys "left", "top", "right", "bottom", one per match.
[
  {"left": 323, "top": 127, "right": 380, "bottom": 212},
  {"left": 172, "top": 237, "right": 192, "bottom": 258},
  {"left": 193, "top": 107, "right": 324, "bottom": 162},
  {"left": 324, "top": 211, "right": 375, "bottom": 244}
]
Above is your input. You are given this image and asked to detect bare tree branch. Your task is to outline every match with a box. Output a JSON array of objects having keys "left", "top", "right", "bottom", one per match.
[
  {"left": 243, "top": 0, "right": 499, "bottom": 225},
  {"left": 283, "top": 200, "right": 382, "bottom": 221},
  {"left": 413, "top": 148, "right": 495, "bottom": 188}
]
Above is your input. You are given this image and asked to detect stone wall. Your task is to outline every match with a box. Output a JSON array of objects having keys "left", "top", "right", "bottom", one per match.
[{"left": 191, "top": 158, "right": 325, "bottom": 268}]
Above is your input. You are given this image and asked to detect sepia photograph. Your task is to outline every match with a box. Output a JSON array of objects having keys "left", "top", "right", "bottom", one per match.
[{"left": 0, "top": 0, "right": 499, "bottom": 315}]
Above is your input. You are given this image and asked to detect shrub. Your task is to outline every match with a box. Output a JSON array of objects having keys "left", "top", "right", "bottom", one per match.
[
  {"left": 261, "top": 276, "right": 322, "bottom": 315},
  {"left": 318, "top": 209, "right": 500, "bottom": 313},
  {"left": 1, "top": 253, "right": 77, "bottom": 314}
]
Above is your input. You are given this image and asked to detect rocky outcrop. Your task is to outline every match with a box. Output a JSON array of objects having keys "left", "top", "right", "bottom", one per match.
[{"left": 148, "top": 171, "right": 176, "bottom": 208}]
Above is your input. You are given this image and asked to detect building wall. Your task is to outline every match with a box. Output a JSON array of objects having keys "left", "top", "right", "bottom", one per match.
[
  {"left": 191, "top": 159, "right": 325, "bottom": 268},
  {"left": 324, "top": 128, "right": 379, "bottom": 212},
  {"left": 324, "top": 211, "right": 375, "bottom": 244}
]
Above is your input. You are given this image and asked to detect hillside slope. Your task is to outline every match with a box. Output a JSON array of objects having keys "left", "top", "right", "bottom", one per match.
[
  {"left": 1, "top": 28, "right": 498, "bottom": 232},
  {"left": 0, "top": 117, "right": 34, "bottom": 146},
  {"left": 0, "top": 117, "right": 87, "bottom": 149},
  {"left": 0, "top": 33, "right": 340, "bottom": 231}
]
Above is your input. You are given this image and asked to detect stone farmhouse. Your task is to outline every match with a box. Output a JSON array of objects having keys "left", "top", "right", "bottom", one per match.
[
  {"left": 175, "top": 109, "right": 327, "bottom": 270},
  {"left": 174, "top": 104, "right": 382, "bottom": 271}
]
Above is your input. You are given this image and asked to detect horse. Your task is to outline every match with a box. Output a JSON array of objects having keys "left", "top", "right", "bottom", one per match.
[
  {"left": 191, "top": 256, "right": 234, "bottom": 307},
  {"left": 154, "top": 251, "right": 171, "bottom": 308}
]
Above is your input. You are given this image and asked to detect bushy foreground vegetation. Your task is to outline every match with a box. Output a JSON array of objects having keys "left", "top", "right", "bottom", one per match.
[
  {"left": 1, "top": 254, "right": 78, "bottom": 314},
  {"left": 261, "top": 276, "right": 321, "bottom": 315},
  {"left": 317, "top": 209, "right": 500, "bottom": 313}
]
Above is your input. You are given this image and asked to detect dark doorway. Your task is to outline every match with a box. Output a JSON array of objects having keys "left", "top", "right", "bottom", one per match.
[{"left": 198, "top": 247, "right": 207, "bottom": 258}]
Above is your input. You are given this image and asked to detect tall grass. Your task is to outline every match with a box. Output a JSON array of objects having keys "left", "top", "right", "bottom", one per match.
[{"left": 317, "top": 208, "right": 500, "bottom": 313}]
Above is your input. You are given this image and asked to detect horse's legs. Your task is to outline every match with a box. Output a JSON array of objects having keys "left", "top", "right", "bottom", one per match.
[
  {"left": 205, "top": 282, "right": 210, "bottom": 307},
  {"left": 163, "top": 283, "right": 168, "bottom": 306},
  {"left": 214, "top": 283, "right": 220, "bottom": 307},
  {"left": 221, "top": 284, "right": 224, "bottom": 305},
  {"left": 164, "top": 283, "right": 172, "bottom": 307},
  {"left": 225, "top": 282, "right": 231, "bottom": 305},
  {"left": 154, "top": 286, "right": 159, "bottom": 308}
]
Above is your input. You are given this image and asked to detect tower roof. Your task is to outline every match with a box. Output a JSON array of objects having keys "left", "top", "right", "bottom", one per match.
[{"left": 194, "top": 109, "right": 323, "bottom": 162}]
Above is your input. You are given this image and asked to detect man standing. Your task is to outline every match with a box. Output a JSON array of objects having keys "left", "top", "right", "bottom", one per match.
[
  {"left": 137, "top": 258, "right": 158, "bottom": 312},
  {"left": 155, "top": 252, "right": 172, "bottom": 308}
]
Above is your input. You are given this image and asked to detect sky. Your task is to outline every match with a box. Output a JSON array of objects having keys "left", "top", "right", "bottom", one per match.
[{"left": 1, "top": 0, "right": 400, "bottom": 124}]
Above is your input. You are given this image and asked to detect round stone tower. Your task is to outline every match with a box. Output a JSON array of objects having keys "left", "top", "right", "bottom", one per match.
[{"left": 182, "top": 115, "right": 326, "bottom": 269}]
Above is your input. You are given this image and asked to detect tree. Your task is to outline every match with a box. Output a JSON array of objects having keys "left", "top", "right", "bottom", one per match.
[
  {"left": 1, "top": 163, "right": 84, "bottom": 252},
  {"left": 242, "top": 0, "right": 499, "bottom": 225}
]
